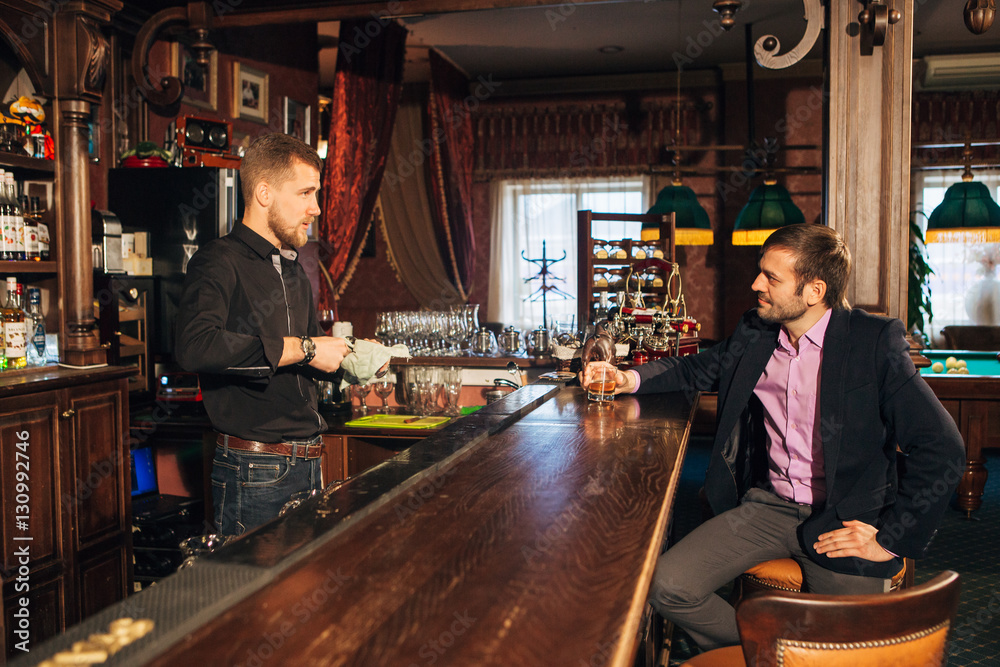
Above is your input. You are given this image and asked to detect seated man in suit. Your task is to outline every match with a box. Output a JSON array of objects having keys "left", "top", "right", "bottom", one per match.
[{"left": 582, "top": 223, "right": 964, "bottom": 651}]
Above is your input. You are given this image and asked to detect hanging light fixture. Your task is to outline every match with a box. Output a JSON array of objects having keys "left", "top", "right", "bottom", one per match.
[
  {"left": 645, "top": 0, "right": 713, "bottom": 246},
  {"left": 732, "top": 175, "right": 806, "bottom": 245},
  {"left": 731, "top": 23, "right": 805, "bottom": 246},
  {"left": 644, "top": 175, "right": 714, "bottom": 244},
  {"left": 926, "top": 141, "right": 1000, "bottom": 243}
]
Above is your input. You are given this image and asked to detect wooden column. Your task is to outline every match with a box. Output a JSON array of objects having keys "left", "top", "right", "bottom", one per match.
[
  {"left": 54, "top": 2, "right": 122, "bottom": 366},
  {"left": 826, "top": 0, "right": 913, "bottom": 320}
]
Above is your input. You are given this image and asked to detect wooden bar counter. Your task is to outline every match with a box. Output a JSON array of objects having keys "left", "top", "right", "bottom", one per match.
[{"left": 16, "top": 381, "right": 697, "bottom": 667}]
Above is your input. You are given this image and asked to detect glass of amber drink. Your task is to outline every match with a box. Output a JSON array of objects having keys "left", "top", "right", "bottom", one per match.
[{"left": 587, "top": 365, "right": 616, "bottom": 402}]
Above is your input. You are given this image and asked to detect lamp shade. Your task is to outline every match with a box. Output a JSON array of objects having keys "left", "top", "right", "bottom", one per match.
[
  {"left": 732, "top": 180, "right": 805, "bottom": 246},
  {"left": 643, "top": 181, "right": 714, "bottom": 245},
  {"left": 926, "top": 180, "right": 1000, "bottom": 243}
]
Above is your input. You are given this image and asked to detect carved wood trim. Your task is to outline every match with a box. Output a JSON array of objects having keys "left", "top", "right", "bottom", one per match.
[
  {"left": 0, "top": 4, "right": 51, "bottom": 94},
  {"left": 755, "top": 0, "right": 824, "bottom": 70},
  {"left": 826, "top": 0, "right": 913, "bottom": 320}
]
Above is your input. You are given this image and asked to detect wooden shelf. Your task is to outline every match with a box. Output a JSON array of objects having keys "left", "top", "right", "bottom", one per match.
[
  {"left": 0, "top": 260, "right": 57, "bottom": 273},
  {"left": 0, "top": 154, "right": 55, "bottom": 175},
  {"left": 118, "top": 306, "right": 145, "bottom": 322},
  {"left": 578, "top": 211, "right": 676, "bottom": 329}
]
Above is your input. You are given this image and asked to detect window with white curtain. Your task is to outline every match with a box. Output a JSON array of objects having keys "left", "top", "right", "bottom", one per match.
[
  {"left": 912, "top": 168, "right": 1000, "bottom": 343},
  {"left": 488, "top": 176, "right": 649, "bottom": 332}
]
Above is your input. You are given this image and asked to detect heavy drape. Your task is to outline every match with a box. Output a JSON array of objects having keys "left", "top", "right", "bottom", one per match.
[
  {"left": 426, "top": 51, "right": 476, "bottom": 302},
  {"left": 380, "top": 98, "right": 463, "bottom": 308},
  {"left": 318, "top": 19, "right": 406, "bottom": 313}
]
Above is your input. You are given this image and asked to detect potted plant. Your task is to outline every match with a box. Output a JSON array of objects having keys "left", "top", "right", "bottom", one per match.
[
  {"left": 120, "top": 141, "right": 171, "bottom": 167},
  {"left": 908, "top": 212, "right": 934, "bottom": 345}
]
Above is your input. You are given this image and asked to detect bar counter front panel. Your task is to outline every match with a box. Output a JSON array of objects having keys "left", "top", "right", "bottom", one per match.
[{"left": 18, "top": 383, "right": 697, "bottom": 667}]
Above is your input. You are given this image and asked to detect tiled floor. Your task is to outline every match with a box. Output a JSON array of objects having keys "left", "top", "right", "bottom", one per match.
[{"left": 666, "top": 438, "right": 1000, "bottom": 665}]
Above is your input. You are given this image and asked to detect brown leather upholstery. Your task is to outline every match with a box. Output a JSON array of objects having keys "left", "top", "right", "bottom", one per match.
[
  {"left": 732, "top": 556, "right": 911, "bottom": 605},
  {"left": 688, "top": 570, "right": 960, "bottom": 667}
]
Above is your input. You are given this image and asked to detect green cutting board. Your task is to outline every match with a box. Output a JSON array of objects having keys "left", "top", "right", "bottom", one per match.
[{"left": 344, "top": 415, "right": 451, "bottom": 429}]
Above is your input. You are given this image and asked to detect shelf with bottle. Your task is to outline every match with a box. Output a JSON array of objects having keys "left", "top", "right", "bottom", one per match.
[
  {"left": 0, "top": 169, "right": 53, "bottom": 264},
  {"left": 0, "top": 154, "right": 55, "bottom": 176},
  {"left": 577, "top": 211, "right": 676, "bottom": 331}
]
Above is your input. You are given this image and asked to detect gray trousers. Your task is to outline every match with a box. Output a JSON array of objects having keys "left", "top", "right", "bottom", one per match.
[{"left": 648, "top": 487, "right": 892, "bottom": 650}]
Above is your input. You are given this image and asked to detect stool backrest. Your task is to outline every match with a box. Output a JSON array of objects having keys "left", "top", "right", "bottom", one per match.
[{"left": 735, "top": 570, "right": 960, "bottom": 667}]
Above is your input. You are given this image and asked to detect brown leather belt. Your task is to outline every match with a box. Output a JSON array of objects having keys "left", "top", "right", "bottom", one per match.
[{"left": 216, "top": 434, "right": 324, "bottom": 459}]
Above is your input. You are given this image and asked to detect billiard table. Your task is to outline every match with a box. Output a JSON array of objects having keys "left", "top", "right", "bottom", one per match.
[{"left": 920, "top": 349, "right": 1000, "bottom": 515}]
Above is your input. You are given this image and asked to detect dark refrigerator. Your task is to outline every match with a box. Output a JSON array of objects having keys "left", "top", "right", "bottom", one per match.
[{"left": 107, "top": 167, "right": 242, "bottom": 365}]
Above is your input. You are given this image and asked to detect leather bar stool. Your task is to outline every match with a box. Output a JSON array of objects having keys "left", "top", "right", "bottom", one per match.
[
  {"left": 730, "top": 556, "right": 912, "bottom": 606},
  {"left": 681, "top": 570, "right": 959, "bottom": 667}
]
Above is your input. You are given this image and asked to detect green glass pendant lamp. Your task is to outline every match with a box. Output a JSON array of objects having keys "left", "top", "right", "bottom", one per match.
[
  {"left": 643, "top": 175, "right": 714, "bottom": 245},
  {"left": 926, "top": 143, "right": 1000, "bottom": 244}
]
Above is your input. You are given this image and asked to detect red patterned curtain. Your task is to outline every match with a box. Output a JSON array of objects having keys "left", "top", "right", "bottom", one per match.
[
  {"left": 426, "top": 50, "right": 476, "bottom": 301},
  {"left": 318, "top": 19, "right": 407, "bottom": 313}
]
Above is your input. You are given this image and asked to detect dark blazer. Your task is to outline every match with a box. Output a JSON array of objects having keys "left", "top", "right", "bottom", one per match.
[{"left": 635, "top": 307, "right": 965, "bottom": 578}]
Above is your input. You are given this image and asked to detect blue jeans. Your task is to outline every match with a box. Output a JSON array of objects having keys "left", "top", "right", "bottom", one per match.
[{"left": 211, "top": 437, "right": 323, "bottom": 537}]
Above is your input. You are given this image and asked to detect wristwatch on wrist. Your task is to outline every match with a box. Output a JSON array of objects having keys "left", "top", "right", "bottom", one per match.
[{"left": 298, "top": 336, "right": 316, "bottom": 365}]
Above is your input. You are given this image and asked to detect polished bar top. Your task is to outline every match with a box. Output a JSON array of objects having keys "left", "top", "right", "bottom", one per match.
[
  {"left": 18, "top": 382, "right": 696, "bottom": 667},
  {"left": 0, "top": 364, "right": 137, "bottom": 396}
]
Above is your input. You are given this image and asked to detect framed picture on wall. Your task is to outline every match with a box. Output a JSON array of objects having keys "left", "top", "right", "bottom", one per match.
[
  {"left": 233, "top": 63, "right": 268, "bottom": 123},
  {"left": 171, "top": 43, "right": 218, "bottom": 111},
  {"left": 283, "top": 97, "right": 311, "bottom": 144}
]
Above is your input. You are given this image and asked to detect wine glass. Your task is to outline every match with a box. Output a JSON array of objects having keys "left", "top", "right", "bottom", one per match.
[
  {"left": 372, "top": 374, "right": 396, "bottom": 414},
  {"left": 318, "top": 309, "right": 336, "bottom": 336},
  {"left": 350, "top": 383, "right": 371, "bottom": 416},
  {"left": 443, "top": 367, "right": 462, "bottom": 416}
]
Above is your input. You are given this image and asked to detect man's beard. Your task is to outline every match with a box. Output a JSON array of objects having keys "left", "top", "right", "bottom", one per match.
[
  {"left": 756, "top": 293, "right": 808, "bottom": 324},
  {"left": 268, "top": 203, "right": 310, "bottom": 249}
]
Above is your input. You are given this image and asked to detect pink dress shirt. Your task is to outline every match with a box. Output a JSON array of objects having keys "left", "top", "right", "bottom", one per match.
[
  {"left": 628, "top": 308, "right": 832, "bottom": 505},
  {"left": 753, "top": 308, "right": 831, "bottom": 505}
]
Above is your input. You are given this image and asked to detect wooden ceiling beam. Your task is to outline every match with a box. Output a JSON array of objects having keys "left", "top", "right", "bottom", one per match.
[{"left": 212, "top": 0, "right": 635, "bottom": 27}]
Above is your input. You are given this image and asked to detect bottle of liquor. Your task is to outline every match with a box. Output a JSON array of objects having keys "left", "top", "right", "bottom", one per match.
[
  {"left": 26, "top": 287, "right": 45, "bottom": 366},
  {"left": 20, "top": 195, "right": 38, "bottom": 260},
  {"left": 33, "top": 197, "right": 49, "bottom": 261},
  {"left": 0, "top": 169, "right": 12, "bottom": 261},
  {"left": 6, "top": 175, "right": 24, "bottom": 261},
  {"left": 2, "top": 277, "right": 27, "bottom": 369}
]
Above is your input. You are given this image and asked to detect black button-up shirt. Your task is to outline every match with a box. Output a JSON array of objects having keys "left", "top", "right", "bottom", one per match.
[{"left": 175, "top": 222, "right": 326, "bottom": 442}]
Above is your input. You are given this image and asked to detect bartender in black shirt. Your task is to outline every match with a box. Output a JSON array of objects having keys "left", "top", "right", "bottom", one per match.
[{"left": 176, "top": 133, "right": 349, "bottom": 536}]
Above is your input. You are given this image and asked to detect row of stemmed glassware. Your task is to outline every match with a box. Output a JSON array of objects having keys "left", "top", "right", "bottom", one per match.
[
  {"left": 349, "top": 372, "right": 398, "bottom": 416},
  {"left": 374, "top": 304, "right": 481, "bottom": 356},
  {"left": 401, "top": 366, "right": 463, "bottom": 417}
]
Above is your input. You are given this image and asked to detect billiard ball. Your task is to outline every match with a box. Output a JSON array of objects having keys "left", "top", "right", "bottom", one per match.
[
  {"left": 957, "top": 359, "right": 967, "bottom": 369},
  {"left": 932, "top": 361, "right": 945, "bottom": 373},
  {"left": 945, "top": 356, "right": 958, "bottom": 370}
]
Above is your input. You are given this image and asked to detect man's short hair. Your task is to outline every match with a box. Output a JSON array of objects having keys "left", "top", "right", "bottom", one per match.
[
  {"left": 760, "top": 223, "right": 852, "bottom": 310},
  {"left": 240, "top": 133, "right": 322, "bottom": 205}
]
